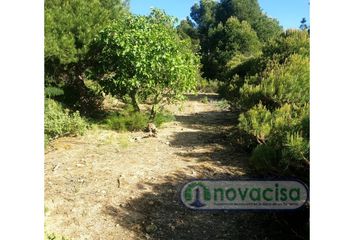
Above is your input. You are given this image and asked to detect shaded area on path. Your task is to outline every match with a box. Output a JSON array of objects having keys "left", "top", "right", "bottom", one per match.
[{"left": 104, "top": 169, "right": 309, "bottom": 240}]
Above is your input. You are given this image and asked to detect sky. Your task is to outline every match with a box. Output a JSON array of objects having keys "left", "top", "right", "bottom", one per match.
[{"left": 129, "top": 0, "right": 310, "bottom": 29}]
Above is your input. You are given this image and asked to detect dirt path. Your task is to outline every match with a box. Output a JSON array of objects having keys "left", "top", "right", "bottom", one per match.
[{"left": 45, "top": 94, "right": 306, "bottom": 240}]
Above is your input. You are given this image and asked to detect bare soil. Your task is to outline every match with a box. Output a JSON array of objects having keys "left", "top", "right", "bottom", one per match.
[{"left": 45, "top": 93, "right": 308, "bottom": 240}]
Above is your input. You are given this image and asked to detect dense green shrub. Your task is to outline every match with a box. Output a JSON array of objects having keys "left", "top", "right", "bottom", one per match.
[
  {"left": 221, "top": 30, "right": 309, "bottom": 110},
  {"left": 45, "top": 99, "right": 89, "bottom": 141},
  {"left": 233, "top": 30, "right": 310, "bottom": 178},
  {"left": 103, "top": 106, "right": 175, "bottom": 132},
  {"left": 250, "top": 144, "right": 278, "bottom": 172},
  {"left": 104, "top": 112, "right": 149, "bottom": 132},
  {"left": 45, "top": 0, "right": 129, "bottom": 113},
  {"left": 239, "top": 103, "right": 309, "bottom": 174}
]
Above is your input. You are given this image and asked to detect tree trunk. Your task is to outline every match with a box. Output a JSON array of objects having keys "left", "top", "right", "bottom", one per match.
[
  {"left": 130, "top": 90, "right": 140, "bottom": 112},
  {"left": 149, "top": 94, "right": 160, "bottom": 120},
  {"left": 150, "top": 104, "right": 157, "bottom": 120}
]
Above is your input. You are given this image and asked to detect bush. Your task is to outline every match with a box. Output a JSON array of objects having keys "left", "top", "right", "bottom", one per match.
[
  {"left": 154, "top": 112, "right": 176, "bottom": 127},
  {"left": 250, "top": 144, "right": 278, "bottom": 172},
  {"left": 221, "top": 30, "right": 310, "bottom": 111},
  {"left": 45, "top": 99, "right": 89, "bottom": 141},
  {"left": 104, "top": 112, "right": 148, "bottom": 132},
  {"left": 234, "top": 30, "right": 309, "bottom": 178},
  {"left": 197, "top": 79, "right": 220, "bottom": 93},
  {"left": 103, "top": 106, "right": 175, "bottom": 132}
]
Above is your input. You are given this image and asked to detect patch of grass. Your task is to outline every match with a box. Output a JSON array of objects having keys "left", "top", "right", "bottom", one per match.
[
  {"left": 102, "top": 105, "right": 175, "bottom": 131},
  {"left": 216, "top": 99, "right": 230, "bottom": 110},
  {"left": 104, "top": 111, "right": 148, "bottom": 132},
  {"left": 153, "top": 111, "right": 175, "bottom": 127},
  {"left": 201, "top": 96, "right": 209, "bottom": 104},
  {"left": 119, "top": 134, "right": 130, "bottom": 148}
]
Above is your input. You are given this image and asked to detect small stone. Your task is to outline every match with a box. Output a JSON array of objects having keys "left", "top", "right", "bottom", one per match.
[{"left": 145, "top": 223, "right": 157, "bottom": 233}]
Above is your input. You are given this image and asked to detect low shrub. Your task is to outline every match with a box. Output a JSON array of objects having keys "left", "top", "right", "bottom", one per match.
[
  {"left": 45, "top": 99, "right": 89, "bottom": 141},
  {"left": 103, "top": 106, "right": 175, "bottom": 131},
  {"left": 250, "top": 144, "right": 278, "bottom": 172},
  {"left": 104, "top": 111, "right": 148, "bottom": 132},
  {"left": 197, "top": 79, "right": 220, "bottom": 93},
  {"left": 153, "top": 111, "right": 176, "bottom": 127},
  {"left": 234, "top": 31, "right": 310, "bottom": 179}
]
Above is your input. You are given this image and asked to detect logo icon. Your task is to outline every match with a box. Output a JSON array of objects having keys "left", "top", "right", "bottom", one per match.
[{"left": 183, "top": 182, "right": 211, "bottom": 208}]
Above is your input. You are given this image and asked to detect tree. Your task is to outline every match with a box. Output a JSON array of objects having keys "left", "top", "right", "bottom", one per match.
[
  {"left": 190, "top": 0, "right": 217, "bottom": 32},
  {"left": 216, "top": 0, "right": 263, "bottom": 24},
  {"left": 88, "top": 9, "right": 200, "bottom": 119},
  {"left": 188, "top": 0, "right": 282, "bottom": 80},
  {"left": 300, "top": 17, "right": 309, "bottom": 31},
  {"left": 206, "top": 17, "right": 262, "bottom": 79},
  {"left": 45, "top": 0, "right": 129, "bottom": 113},
  {"left": 177, "top": 17, "right": 200, "bottom": 53},
  {"left": 216, "top": 0, "right": 282, "bottom": 43}
]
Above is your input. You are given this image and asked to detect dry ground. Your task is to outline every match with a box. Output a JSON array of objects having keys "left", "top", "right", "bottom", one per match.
[{"left": 45, "top": 94, "right": 308, "bottom": 240}]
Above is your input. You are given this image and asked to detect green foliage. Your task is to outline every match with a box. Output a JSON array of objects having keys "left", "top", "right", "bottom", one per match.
[
  {"left": 154, "top": 112, "right": 176, "bottom": 127},
  {"left": 45, "top": 86, "right": 64, "bottom": 98},
  {"left": 103, "top": 106, "right": 175, "bottom": 131},
  {"left": 239, "top": 54, "right": 309, "bottom": 109},
  {"left": 191, "top": 0, "right": 218, "bottom": 32},
  {"left": 201, "top": 96, "right": 209, "bottom": 103},
  {"left": 197, "top": 79, "right": 219, "bottom": 93},
  {"left": 45, "top": 0, "right": 129, "bottom": 65},
  {"left": 45, "top": 99, "right": 89, "bottom": 141},
  {"left": 215, "top": 0, "right": 282, "bottom": 43},
  {"left": 104, "top": 111, "right": 148, "bottom": 132},
  {"left": 222, "top": 30, "right": 310, "bottom": 109},
  {"left": 231, "top": 29, "right": 310, "bottom": 177},
  {"left": 206, "top": 17, "right": 262, "bottom": 78},
  {"left": 189, "top": 0, "right": 282, "bottom": 80},
  {"left": 177, "top": 17, "right": 200, "bottom": 53},
  {"left": 89, "top": 9, "right": 200, "bottom": 117},
  {"left": 238, "top": 103, "right": 272, "bottom": 143},
  {"left": 216, "top": 99, "right": 230, "bottom": 110},
  {"left": 262, "top": 29, "right": 310, "bottom": 63},
  {"left": 45, "top": 0, "right": 129, "bottom": 114},
  {"left": 250, "top": 144, "right": 278, "bottom": 172}
]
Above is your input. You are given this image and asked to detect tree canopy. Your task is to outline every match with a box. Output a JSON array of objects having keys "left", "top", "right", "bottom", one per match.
[
  {"left": 88, "top": 9, "right": 200, "bottom": 118},
  {"left": 44, "top": 0, "right": 129, "bottom": 114},
  {"left": 179, "top": 0, "right": 283, "bottom": 80}
]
